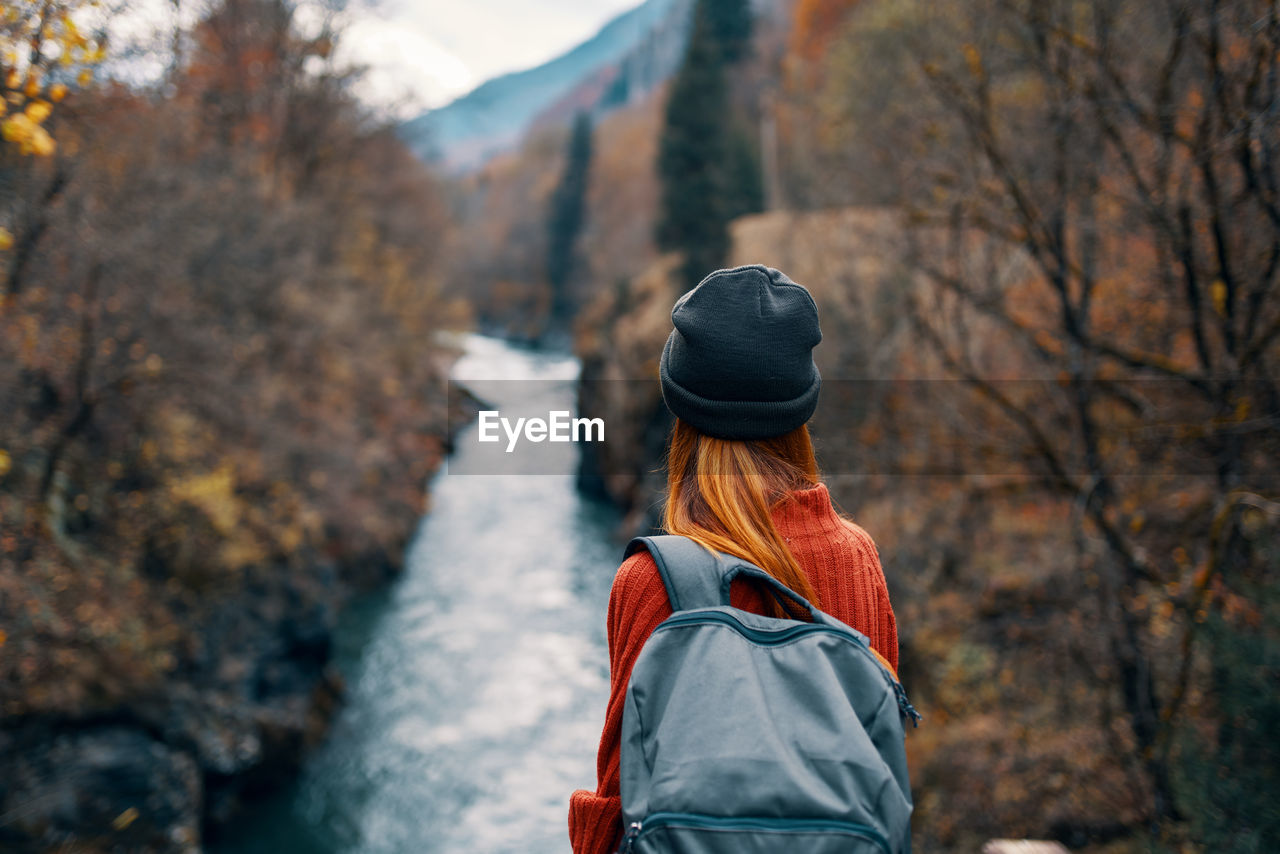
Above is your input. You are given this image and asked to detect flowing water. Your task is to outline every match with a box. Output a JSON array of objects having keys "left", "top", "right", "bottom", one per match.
[{"left": 215, "top": 334, "right": 620, "bottom": 854}]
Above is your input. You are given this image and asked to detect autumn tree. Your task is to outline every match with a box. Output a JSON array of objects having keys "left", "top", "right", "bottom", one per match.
[
  {"left": 832, "top": 0, "right": 1280, "bottom": 837},
  {"left": 790, "top": 0, "right": 861, "bottom": 64},
  {"left": 0, "top": 1, "right": 457, "bottom": 845},
  {"left": 1, "top": 0, "right": 106, "bottom": 297}
]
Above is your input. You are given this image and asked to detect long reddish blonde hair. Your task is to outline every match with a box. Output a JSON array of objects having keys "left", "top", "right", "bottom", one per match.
[{"left": 663, "top": 418, "right": 822, "bottom": 611}]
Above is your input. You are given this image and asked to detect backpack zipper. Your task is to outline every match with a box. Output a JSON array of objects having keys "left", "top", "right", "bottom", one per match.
[
  {"left": 655, "top": 609, "right": 922, "bottom": 726},
  {"left": 619, "top": 821, "right": 641, "bottom": 853},
  {"left": 621, "top": 811, "right": 891, "bottom": 854}
]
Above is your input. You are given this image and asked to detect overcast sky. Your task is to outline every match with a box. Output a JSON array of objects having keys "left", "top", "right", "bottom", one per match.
[{"left": 332, "top": 0, "right": 642, "bottom": 115}]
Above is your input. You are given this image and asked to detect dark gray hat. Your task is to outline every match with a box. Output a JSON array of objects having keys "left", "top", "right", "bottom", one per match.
[{"left": 659, "top": 264, "right": 822, "bottom": 440}]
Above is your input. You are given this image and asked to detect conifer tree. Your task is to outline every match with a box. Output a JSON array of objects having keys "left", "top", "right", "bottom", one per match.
[
  {"left": 724, "top": 126, "right": 765, "bottom": 221},
  {"left": 546, "top": 111, "right": 593, "bottom": 327},
  {"left": 703, "top": 0, "right": 753, "bottom": 63},
  {"left": 656, "top": 0, "right": 759, "bottom": 288}
]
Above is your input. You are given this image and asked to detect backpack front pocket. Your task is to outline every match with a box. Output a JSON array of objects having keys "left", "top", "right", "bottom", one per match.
[{"left": 621, "top": 811, "right": 892, "bottom": 854}]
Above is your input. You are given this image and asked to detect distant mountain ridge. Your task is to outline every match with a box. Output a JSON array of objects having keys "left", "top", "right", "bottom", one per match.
[{"left": 399, "top": 0, "right": 691, "bottom": 171}]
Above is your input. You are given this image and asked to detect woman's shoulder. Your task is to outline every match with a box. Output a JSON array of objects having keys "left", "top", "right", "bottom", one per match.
[
  {"left": 836, "top": 516, "right": 880, "bottom": 552},
  {"left": 609, "top": 548, "right": 672, "bottom": 612},
  {"left": 606, "top": 547, "right": 676, "bottom": 644},
  {"left": 803, "top": 514, "right": 883, "bottom": 576},
  {"left": 613, "top": 548, "right": 659, "bottom": 589}
]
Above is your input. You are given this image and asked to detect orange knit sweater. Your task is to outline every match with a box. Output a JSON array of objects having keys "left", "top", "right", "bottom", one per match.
[{"left": 567, "top": 482, "right": 900, "bottom": 854}]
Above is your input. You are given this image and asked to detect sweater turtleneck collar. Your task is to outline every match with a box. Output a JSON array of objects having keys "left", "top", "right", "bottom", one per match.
[{"left": 770, "top": 481, "right": 846, "bottom": 538}]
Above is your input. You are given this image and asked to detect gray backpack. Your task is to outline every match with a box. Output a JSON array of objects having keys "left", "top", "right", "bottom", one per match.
[{"left": 618, "top": 535, "right": 919, "bottom": 854}]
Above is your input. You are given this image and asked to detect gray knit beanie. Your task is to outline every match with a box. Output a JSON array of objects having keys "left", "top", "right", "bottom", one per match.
[{"left": 659, "top": 264, "right": 822, "bottom": 440}]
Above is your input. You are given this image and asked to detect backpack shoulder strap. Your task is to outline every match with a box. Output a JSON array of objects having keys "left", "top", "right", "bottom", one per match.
[
  {"left": 626, "top": 535, "right": 826, "bottom": 622},
  {"left": 624, "top": 535, "right": 732, "bottom": 613}
]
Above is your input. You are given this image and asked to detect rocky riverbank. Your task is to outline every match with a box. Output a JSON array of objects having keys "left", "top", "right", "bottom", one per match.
[
  {"left": 0, "top": 359, "right": 482, "bottom": 854},
  {"left": 0, "top": 558, "right": 345, "bottom": 852}
]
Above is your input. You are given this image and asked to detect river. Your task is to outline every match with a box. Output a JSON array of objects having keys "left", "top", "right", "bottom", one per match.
[{"left": 214, "top": 334, "right": 621, "bottom": 854}]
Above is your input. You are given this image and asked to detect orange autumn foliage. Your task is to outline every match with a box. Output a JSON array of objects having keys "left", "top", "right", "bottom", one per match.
[{"left": 790, "top": 0, "right": 862, "bottom": 63}]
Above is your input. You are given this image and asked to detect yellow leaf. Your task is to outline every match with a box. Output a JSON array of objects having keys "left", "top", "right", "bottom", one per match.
[
  {"left": 30, "top": 128, "right": 54, "bottom": 156},
  {"left": 0, "top": 229, "right": 12, "bottom": 252},
  {"left": 963, "top": 43, "right": 983, "bottom": 78},
  {"left": 169, "top": 464, "right": 240, "bottom": 533},
  {"left": 25, "top": 100, "right": 50, "bottom": 123},
  {"left": 112, "top": 807, "right": 139, "bottom": 830},
  {"left": 1210, "top": 279, "right": 1227, "bottom": 315},
  {"left": 1, "top": 113, "right": 29, "bottom": 141}
]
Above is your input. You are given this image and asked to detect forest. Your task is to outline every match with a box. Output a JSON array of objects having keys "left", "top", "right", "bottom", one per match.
[
  {"left": 2, "top": 0, "right": 1278, "bottom": 851},
  {"left": 1, "top": 0, "right": 466, "bottom": 847}
]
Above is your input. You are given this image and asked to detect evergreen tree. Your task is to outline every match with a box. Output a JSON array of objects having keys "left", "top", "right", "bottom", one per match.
[
  {"left": 546, "top": 111, "right": 593, "bottom": 327},
  {"left": 703, "top": 0, "right": 753, "bottom": 63},
  {"left": 656, "top": 0, "right": 759, "bottom": 288},
  {"left": 724, "top": 125, "right": 765, "bottom": 220}
]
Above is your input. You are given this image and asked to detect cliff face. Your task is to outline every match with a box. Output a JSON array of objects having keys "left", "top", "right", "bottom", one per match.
[{"left": 574, "top": 254, "right": 682, "bottom": 530}]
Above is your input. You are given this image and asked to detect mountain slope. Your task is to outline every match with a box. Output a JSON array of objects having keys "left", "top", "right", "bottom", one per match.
[{"left": 399, "top": 0, "right": 683, "bottom": 171}]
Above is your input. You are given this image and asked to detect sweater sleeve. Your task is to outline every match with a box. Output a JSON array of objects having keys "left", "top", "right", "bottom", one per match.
[
  {"left": 842, "top": 519, "right": 900, "bottom": 675},
  {"left": 568, "top": 552, "right": 672, "bottom": 854},
  {"left": 875, "top": 569, "right": 900, "bottom": 675}
]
